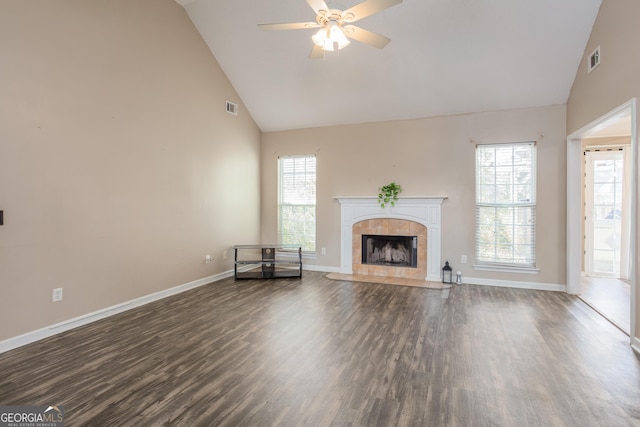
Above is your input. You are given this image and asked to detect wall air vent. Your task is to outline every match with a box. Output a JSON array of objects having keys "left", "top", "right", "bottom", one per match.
[
  {"left": 587, "top": 46, "right": 600, "bottom": 73},
  {"left": 226, "top": 100, "right": 238, "bottom": 116}
]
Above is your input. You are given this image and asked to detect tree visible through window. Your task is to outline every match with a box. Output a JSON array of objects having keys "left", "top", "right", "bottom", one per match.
[
  {"left": 475, "top": 142, "right": 536, "bottom": 267},
  {"left": 278, "top": 155, "right": 316, "bottom": 253}
]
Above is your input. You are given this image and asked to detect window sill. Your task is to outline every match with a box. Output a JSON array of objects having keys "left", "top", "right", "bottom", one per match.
[{"left": 473, "top": 264, "right": 539, "bottom": 275}]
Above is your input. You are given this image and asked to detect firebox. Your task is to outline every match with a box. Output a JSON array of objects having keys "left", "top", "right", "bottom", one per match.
[{"left": 362, "top": 234, "right": 417, "bottom": 268}]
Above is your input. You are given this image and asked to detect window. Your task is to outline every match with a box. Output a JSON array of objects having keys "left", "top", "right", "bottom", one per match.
[
  {"left": 278, "top": 155, "right": 316, "bottom": 253},
  {"left": 475, "top": 142, "right": 536, "bottom": 268}
]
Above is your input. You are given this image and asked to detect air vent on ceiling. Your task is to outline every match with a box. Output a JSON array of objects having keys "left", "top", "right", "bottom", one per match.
[
  {"left": 588, "top": 46, "right": 600, "bottom": 73},
  {"left": 226, "top": 100, "right": 238, "bottom": 116}
]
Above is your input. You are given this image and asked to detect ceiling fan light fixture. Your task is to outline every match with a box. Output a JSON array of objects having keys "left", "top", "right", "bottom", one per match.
[
  {"left": 259, "top": 0, "right": 402, "bottom": 58},
  {"left": 312, "top": 21, "right": 350, "bottom": 51}
]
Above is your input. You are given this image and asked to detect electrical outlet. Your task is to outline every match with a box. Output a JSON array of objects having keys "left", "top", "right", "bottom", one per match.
[
  {"left": 461, "top": 255, "right": 467, "bottom": 264},
  {"left": 223, "top": 250, "right": 228, "bottom": 259},
  {"left": 52, "top": 288, "right": 63, "bottom": 302},
  {"left": 205, "top": 255, "right": 213, "bottom": 264},
  {"left": 321, "top": 248, "right": 327, "bottom": 255}
]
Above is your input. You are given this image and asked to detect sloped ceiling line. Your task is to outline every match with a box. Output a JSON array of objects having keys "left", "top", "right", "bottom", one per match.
[{"left": 176, "top": 0, "right": 601, "bottom": 132}]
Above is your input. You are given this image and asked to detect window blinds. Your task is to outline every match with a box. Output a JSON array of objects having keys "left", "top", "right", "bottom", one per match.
[
  {"left": 475, "top": 142, "right": 536, "bottom": 267},
  {"left": 278, "top": 155, "right": 316, "bottom": 253}
]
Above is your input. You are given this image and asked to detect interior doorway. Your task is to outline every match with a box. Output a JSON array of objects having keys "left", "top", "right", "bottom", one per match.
[{"left": 567, "top": 99, "right": 636, "bottom": 339}]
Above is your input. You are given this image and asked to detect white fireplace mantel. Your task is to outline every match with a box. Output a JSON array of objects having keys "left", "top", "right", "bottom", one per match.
[{"left": 335, "top": 197, "right": 447, "bottom": 281}]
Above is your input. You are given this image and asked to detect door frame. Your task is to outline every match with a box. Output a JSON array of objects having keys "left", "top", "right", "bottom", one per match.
[{"left": 567, "top": 98, "right": 637, "bottom": 342}]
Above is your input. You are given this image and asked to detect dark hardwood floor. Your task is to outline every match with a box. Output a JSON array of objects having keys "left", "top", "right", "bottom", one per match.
[{"left": 1, "top": 271, "right": 639, "bottom": 426}]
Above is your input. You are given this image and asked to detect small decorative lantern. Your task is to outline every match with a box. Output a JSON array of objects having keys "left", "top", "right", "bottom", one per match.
[{"left": 442, "top": 261, "right": 453, "bottom": 284}]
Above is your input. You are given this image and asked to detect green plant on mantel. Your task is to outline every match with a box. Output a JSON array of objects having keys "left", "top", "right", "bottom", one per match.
[{"left": 378, "top": 182, "right": 402, "bottom": 207}]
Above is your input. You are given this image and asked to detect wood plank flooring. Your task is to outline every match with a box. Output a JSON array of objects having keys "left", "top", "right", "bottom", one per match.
[
  {"left": 580, "top": 276, "right": 631, "bottom": 334},
  {"left": 1, "top": 271, "right": 639, "bottom": 426}
]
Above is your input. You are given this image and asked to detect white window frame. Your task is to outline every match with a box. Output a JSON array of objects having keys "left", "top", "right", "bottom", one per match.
[
  {"left": 278, "top": 155, "right": 316, "bottom": 254},
  {"left": 475, "top": 142, "right": 537, "bottom": 272}
]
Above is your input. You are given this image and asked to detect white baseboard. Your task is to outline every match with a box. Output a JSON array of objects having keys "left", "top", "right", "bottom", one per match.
[
  {"left": 463, "top": 276, "right": 566, "bottom": 292},
  {"left": 0, "top": 269, "right": 234, "bottom": 354},
  {"left": 309, "top": 268, "right": 565, "bottom": 291},
  {"left": 632, "top": 336, "right": 640, "bottom": 355},
  {"left": 303, "top": 264, "right": 340, "bottom": 273}
]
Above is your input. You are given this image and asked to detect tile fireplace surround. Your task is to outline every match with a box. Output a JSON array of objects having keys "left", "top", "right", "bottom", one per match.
[
  {"left": 335, "top": 197, "right": 446, "bottom": 282},
  {"left": 354, "top": 219, "right": 426, "bottom": 279}
]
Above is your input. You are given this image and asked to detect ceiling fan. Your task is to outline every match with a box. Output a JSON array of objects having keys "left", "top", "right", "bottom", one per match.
[{"left": 258, "top": 0, "right": 402, "bottom": 59}]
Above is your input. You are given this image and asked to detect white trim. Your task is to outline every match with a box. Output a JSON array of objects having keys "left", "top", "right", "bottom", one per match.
[
  {"left": 632, "top": 337, "right": 640, "bottom": 355},
  {"left": 303, "top": 264, "right": 340, "bottom": 273},
  {"left": 335, "top": 197, "right": 446, "bottom": 281},
  {"left": 473, "top": 264, "right": 540, "bottom": 274},
  {"left": 632, "top": 103, "right": 638, "bottom": 344},
  {"left": 567, "top": 131, "right": 584, "bottom": 295},
  {"left": 0, "top": 270, "right": 234, "bottom": 354},
  {"left": 463, "top": 276, "right": 565, "bottom": 292}
]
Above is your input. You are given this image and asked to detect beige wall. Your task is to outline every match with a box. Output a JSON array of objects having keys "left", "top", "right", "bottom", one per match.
[
  {"left": 567, "top": 0, "right": 640, "bottom": 135},
  {"left": 261, "top": 105, "right": 567, "bottom": 286},
  {"left": 566, "top": 0, "right": 639, "bottom": 343},
  {"left": 0, "top": 0, "right": 261, "bottom": 341}
]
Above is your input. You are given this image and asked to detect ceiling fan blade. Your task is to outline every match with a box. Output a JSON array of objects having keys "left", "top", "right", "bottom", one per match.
[
  {"left": 306, "top": 0, "right": 330, "bottom": 15},
  {"left": 259, "top": 22, "right": 321, "bottom": 31},
  {"left": 309, "top": 44, "right": 325, "bottom": 59},
  {"left": 342, "top": 0, "right": 402, "bottom": 22},
  {"left": 343, "top": 25, "right": 391, "bottom": 49}
]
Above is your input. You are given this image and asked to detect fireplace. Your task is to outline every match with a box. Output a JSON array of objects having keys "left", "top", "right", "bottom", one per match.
[
  {"left": 362, "top": 234, "right": 417, "bottom": 268},
  {"left": 335, "top": 197, "right": 446, "bottom": 281},
  {"left": 352, "top": 219, "right": 425, "bottom": 278}
]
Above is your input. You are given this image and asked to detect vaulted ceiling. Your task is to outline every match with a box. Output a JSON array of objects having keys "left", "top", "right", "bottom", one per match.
[{"left": 175, "top": 0, "right": 602, "bottom": 132}]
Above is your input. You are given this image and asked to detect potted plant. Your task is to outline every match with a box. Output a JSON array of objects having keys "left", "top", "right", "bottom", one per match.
[{"left": 378, "top": 182, "right": 402, "bottom": 207}]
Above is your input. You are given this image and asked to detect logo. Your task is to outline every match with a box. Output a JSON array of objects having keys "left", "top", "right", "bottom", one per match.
[{"left": 0, "top": 405, "right": 64, "bottom": 427}]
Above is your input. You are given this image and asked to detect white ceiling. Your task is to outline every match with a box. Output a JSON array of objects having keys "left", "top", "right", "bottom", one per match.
[{"left": 176, "top": 0, "right": 602, "bottom": 132}]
